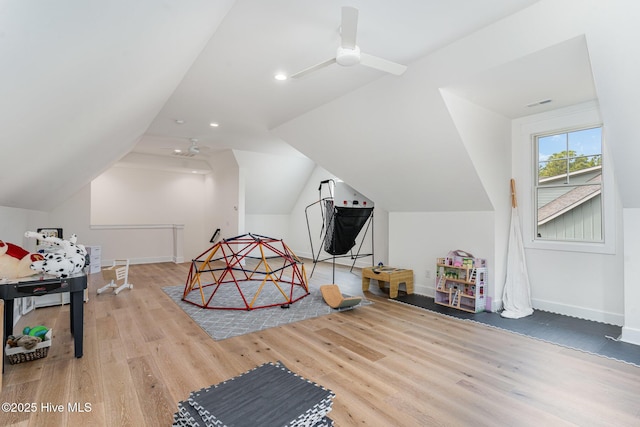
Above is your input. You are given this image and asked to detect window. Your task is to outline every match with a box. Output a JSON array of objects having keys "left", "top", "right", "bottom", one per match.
[{"left": 535, "top": 126, "right": 603, "bottom": 242}]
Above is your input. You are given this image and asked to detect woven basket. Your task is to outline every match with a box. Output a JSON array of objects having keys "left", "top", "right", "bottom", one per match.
[{"left": 5, "top": 329, "right": 52, "bottom": 365}]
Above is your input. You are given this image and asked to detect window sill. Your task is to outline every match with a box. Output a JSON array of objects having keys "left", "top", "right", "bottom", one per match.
[{"left": 526, "top": 238, "right": 614, "bottom": 255}]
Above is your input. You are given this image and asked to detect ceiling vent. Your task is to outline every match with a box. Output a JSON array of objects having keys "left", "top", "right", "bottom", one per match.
[{"left": 526, "top": 99, "right": 552, "bottom": 108}]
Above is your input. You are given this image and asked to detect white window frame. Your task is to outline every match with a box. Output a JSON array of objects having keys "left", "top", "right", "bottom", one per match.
[
  {"left": 533, "top": 125, "right": 604, "bottom": 243},
  {"left": 513, "top": 101, "right": 616, "bottom": 255}
]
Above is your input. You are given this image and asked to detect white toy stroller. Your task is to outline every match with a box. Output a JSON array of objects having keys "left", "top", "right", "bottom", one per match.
[{"left": 97, "top": 259, "right": 133, "bottom": 295}]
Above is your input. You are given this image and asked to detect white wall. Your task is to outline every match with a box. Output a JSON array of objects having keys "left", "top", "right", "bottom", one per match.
[
  {"left": 43, "top": 179, "right": 183, "bottom": 265},
  {"left": 389, "top": 211, "right": 495, "bottom": 304},
  {"left": 383, "top": 90, "right": 509, "bottom": 311},
  {"left": 4, "top": 150, "right": 242, "bottom": 269},
  {"left": 622, "top": 209, "right": 640, "bottom": 344},
  {"left": 233, "top": 150, "right": 315, "bottom": 215},
  {"left": 206, "top": 150, "right": 241, "bottom": 241},
  {"left": 236, "top": 149, "right": 316, "bottom": 242},
  {"left": 87, "top": 225, "right": 180, "bottom": 265},
  {"left": 90, "top": 166, "right": 208, "bottom": 261},
  {"left": 48, "top": 184, "right": 94, "bottom": 253},
  {"left": 91, "top": 166, "right": 204, "bottom": 224},
  {"left": 6, "top": 151, "right": 324, "bottom": 272},
  {"left": 245, "top": 215, "right": 290, "bottom": 241},
  {"left": 511, "top": 102, "right": 624, "bottom": 325},
  {"left": 43, "top": 152, "right": 242, "bottom": 266},
  {"left": 0, "top": 206, "right": 49, "bottom": 250},
  {"left": 440, "top": 90, "right": 512, "bottom": 303}
]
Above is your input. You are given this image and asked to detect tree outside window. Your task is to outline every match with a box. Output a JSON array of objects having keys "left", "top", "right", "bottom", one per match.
[{"left": 535, "top": 127, "right": 603, "bottom": 242}]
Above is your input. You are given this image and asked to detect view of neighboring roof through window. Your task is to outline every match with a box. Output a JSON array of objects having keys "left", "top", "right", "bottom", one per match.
[{"left": 535, "top": 127, "right": 603, "bottom": 242}]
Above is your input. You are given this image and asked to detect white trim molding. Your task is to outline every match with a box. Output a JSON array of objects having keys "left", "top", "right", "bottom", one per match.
[
  {"left": 90, "top": 224, "right": 185, "bottom": 265},
  {"left": 91, "top": 224, "right": 185, "bottom": 230}
]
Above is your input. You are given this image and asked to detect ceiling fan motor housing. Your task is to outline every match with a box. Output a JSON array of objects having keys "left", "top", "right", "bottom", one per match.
[{"left": 336, "top": 45, "right": 361, "bottom": 66}]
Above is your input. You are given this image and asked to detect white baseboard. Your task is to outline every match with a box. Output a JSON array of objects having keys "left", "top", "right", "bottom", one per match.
[
  {"left": 410, "top": 286, "right": 621, "bottom": 321},
  {"left": 99, "top": 256, "right": 177, "bottom": 267},
  {"left": 531, "top": 297, "right": 623, "bottom": 326},
  {"left": 620, "top": 326, "right": 640, "bottom": 345},
  {"left": 413, "top": 283, "right": 433, "bottom": 297}
]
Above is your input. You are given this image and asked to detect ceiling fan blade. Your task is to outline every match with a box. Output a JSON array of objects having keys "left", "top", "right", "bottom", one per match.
[
  {"left": 340, "top": 6, "right": 358, "bottom": 49},
  {"left": 360, "top": 53, "right": 407, "bottom": 75},
  {"left": 290, "top": 58, "right": 336, "bottom": 79}
]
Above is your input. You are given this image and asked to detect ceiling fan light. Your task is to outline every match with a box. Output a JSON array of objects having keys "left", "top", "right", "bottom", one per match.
[{"left": 336, "top": 45, "right": 361, "bottom": 66}]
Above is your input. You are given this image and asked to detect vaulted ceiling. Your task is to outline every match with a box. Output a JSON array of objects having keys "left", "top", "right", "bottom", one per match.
[{"left": 3, "top": 0, "right": 639, "bottom": 213}]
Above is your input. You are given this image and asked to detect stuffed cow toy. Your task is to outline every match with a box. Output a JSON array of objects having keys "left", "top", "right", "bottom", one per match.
[{"left": 24, "top": 231, "right": 88, "bottom": 278}]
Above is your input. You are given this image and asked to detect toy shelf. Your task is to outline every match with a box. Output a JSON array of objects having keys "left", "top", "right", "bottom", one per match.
[{"left": 435, "top": 256, "right": 487, "bottom": 313}]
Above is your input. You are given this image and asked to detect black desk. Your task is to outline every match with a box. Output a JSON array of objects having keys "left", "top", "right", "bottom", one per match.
[{"left": 1, "top": 273, "right": 86, "bottom": 371}]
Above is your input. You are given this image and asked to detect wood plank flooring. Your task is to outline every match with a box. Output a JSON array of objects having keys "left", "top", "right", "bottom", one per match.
[{"left": 1, "top": 260, "right": 639, "bottom": 426}]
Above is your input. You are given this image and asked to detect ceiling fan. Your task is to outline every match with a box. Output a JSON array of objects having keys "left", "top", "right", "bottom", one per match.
[
  {"left": 172, "top": 138, "right": 208, "bottom": 157},
  {"left": 289, "top": 6, "right": 407, "bottom": 79}
]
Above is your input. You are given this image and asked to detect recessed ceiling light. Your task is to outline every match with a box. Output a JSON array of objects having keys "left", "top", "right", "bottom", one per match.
[
  {"left": 175, "top": 119, "right": 185, "bottom": 124},
  {"left": 174, "top": 149, "right": 182, "bottom": 153},
  {"left": 191, "top": 170, "right": 198, "bottom": 174},
  {"left": 274, "top": 73, "right": 287, "bottom": 81},
  {"left": 209, "top": 122, "right": 219, "bottom": 127}
]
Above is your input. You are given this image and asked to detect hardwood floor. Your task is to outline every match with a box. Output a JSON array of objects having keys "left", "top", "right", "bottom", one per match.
[{"left": 1, "top": 260, "right": 639, "bottom": 426}]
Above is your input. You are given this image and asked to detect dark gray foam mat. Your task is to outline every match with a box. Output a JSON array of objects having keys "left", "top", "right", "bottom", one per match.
[
  {"left": 173, "top": 361, "right": 334, "bottom": 427},
  {"left": 395, "top": 294, "right": 639, "bottom": 367}
]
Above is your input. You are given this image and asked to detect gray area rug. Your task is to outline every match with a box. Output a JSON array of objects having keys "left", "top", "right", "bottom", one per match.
[{"left": 163, "top": 284, "right": 369, "bottom": 340}]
